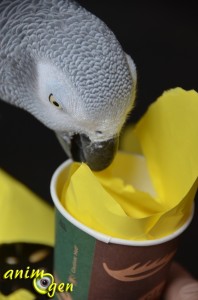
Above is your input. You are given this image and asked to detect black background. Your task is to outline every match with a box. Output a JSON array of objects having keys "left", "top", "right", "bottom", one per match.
[{"left": 0, "top": 0, "right": 198, "bottom": 279}]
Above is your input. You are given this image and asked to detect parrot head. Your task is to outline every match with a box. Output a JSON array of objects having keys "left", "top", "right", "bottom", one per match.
[
  {"left": 33, "top": 53, "right": 136, "bottom": 171},
  {"left": 0, "top": 0, "right": 137, "bottom": 171},
  {"left": 13, "top": 52, "right": 136, "bottom": 171}
]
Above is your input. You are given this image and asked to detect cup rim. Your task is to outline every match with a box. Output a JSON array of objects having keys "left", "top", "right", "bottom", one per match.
[{"left": 50, "top": 159, "right": 194, "bottom": 246}]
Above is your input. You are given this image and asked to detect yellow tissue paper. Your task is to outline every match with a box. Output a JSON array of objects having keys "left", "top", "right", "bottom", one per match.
[
  {"left": 0, "top": 289, "right": 35, "bottom": 300},
  {"left": 120, "top": 123, "right": 142, "bottom": 154},
  {"left": 0, "top": 169, "right": 54, "bottom": 246},
  {"left": 61, "top": 88, "right": 198, "bottom": 240}
]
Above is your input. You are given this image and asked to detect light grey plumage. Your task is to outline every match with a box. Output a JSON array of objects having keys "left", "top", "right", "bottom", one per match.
[{"left": 0, "top": 0, "right": 136, "bottom": 170}]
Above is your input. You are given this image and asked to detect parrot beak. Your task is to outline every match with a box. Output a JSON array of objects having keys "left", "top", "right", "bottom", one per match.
[{"left": 55, "top": 132, "right": 118, "bottom": 171}]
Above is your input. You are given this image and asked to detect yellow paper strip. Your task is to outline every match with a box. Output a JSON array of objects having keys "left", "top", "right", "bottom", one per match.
[
  {"left": 61, "top": 88, "right": 198, "bottom": 240},
  {"left": 0, "top": 169, "right": 54, "bottom": 246}
]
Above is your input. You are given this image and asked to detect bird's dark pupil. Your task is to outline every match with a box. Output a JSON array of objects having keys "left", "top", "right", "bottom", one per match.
[
  {"left": 53, "top": 101, "right": 59, "bottom": 107},
  {"left": 40, "top": 279, "right": 49, "bottom": 286}
]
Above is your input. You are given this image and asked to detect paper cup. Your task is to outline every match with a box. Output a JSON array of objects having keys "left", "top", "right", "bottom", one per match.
[{"left": 50, "top": 159, "right": 194, "bottom": 300}]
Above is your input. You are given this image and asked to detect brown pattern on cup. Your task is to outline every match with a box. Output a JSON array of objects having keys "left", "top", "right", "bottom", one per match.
[
  {"left": 103, "top": 250, "right": 176, "bottom": 282},
  {"left": 88, "top": 239, "right": 179, "bottom": 300}
]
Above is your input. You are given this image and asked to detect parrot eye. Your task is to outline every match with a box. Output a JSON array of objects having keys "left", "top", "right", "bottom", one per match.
[
  {"left": 96, "top": 130, "right": 102, "bottom": 135},
  {"left": 49, "top": 94, "right": 62, "bottom": 109}
]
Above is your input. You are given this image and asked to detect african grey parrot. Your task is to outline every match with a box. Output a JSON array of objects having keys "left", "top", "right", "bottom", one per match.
[{"left": 0, "top": 0, "right": 137, "bottom": 171}]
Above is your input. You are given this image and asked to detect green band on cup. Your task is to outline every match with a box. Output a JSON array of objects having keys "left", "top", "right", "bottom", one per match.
[{"left": 54, "top": 209, "right": 96, "bottom": 299}]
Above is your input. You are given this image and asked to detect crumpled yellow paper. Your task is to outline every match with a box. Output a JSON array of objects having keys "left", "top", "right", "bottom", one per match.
[
  {"left": 61, "top": 88, "right": 198, "bottom": 240},
  {"left": 0, "top": 169, "right": 54, "bottom": 246},
  {"left": 0, "top": 289, "right": 35, "bottom": 300}
]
